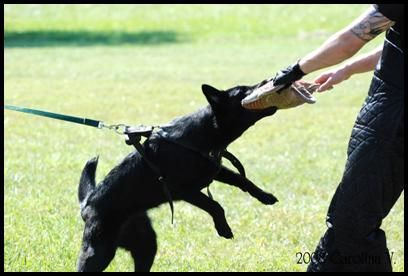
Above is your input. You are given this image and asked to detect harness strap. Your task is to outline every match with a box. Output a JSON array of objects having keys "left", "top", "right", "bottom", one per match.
[
  {"left": 125, "top": 130, "right": 175, "bottom": 224},
  {"left": 222, "top": 150, "right": 246, "bottom": 178},
  {"left": 125, "top": 127, "right": 248, "bottom": 225},
  {"left": 155, "top": 128, "right": 246, "bottom": 177},
  {"left": 206, "top": 150, "right": 245, "bottom": 200},
  {"left": 130, "top": 138, "right": 175, "bottom": 225}
]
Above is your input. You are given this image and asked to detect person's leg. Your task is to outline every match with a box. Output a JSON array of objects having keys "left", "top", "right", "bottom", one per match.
[{"left": 307, "top": 76, "right": 404, "bottom": 272}]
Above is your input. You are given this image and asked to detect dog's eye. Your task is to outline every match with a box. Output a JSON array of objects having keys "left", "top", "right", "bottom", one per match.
[{"left": 245, "top": 90, "right": 253, "bottom": 96}]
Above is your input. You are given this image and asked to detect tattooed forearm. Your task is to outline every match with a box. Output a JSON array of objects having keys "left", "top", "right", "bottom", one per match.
[{"left": 350, "top": 7, "right": 395, "bottom": 41}]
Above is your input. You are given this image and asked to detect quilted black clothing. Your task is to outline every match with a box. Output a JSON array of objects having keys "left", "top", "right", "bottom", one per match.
[{"left": 307, "top": 4, "right": 404, "bottom": 272}]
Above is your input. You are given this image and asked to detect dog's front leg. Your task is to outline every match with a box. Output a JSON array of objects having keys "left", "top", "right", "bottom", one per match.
[
  {"left": 183, "top": 191, "right": 233, "bottom": 239},
  {"left": 215, "top": 165, "right": 278, "bottom": 205}
]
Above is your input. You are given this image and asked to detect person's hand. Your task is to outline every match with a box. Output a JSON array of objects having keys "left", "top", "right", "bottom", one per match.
[
  {"left": 272, "top": 62, "right": 306, "bottom": 89},
  {"left": 313, "top": 66, "right": 351, "bottom": 92}
]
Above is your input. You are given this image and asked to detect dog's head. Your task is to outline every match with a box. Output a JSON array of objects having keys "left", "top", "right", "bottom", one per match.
[{"left": 202, "top": 82, "right": 277, "bottom": 139}]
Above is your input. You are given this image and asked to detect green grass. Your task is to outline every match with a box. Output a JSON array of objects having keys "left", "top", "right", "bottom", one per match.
[{"left": 4, "top": 4, "right": 404, "bottom": 272}]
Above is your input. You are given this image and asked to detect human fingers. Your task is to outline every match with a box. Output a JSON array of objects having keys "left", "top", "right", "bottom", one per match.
[
  {"left": 313, "top": 72, "right": 333, "bottom": 84},
  {"left": 317, "top": 77, "right": 335, "bottom": 92}
]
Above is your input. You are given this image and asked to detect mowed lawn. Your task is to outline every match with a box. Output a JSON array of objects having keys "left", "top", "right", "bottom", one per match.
[{"left": 4, "top": 4, "right": 404, "bottom": 272}]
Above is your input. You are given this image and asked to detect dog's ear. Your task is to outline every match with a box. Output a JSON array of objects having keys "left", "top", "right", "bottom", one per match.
[{"left": 202, "top": 84, "right": 226, "bottom": 106}]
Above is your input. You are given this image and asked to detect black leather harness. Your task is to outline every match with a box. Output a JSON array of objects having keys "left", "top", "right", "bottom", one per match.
[{"left": 124, "top": 125, "right": 246, "bottom": 224}]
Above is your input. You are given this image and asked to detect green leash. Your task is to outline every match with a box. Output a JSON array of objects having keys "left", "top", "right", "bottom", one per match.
[{"left": 4, "top": 104, "right": 128, "bottom": 134}]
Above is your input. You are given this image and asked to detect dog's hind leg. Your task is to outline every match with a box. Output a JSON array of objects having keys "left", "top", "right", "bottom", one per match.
[
  {"left": 215, "top": 165, "right": 278, "bottom": 205},
  {"left": 183, "top": 191, "right": 233, "bottom": 239},
  {"left": 118, "top": 212, "right": 157, "bottom": 272},
  {"left": 77, "top": 219, "right": 119, "bottom": 272}
]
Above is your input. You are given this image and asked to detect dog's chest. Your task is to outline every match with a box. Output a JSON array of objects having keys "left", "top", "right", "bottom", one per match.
[{"left": 145, "top": 137, "right": 222, "bottom": 189}]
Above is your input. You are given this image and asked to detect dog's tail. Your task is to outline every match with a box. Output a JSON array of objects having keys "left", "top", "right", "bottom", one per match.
[{"left": 78, "top": 156, "right": 98, "bottom": 204}]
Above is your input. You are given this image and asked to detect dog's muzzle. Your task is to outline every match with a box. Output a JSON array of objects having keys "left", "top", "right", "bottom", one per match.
[{"left": 241, "top": 80, "right": 319, "bottom": 110}]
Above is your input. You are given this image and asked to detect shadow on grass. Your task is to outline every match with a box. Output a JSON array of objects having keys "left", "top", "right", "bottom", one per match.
[{"left": 4, "top": 30, "right": 188, "bottom": 48}]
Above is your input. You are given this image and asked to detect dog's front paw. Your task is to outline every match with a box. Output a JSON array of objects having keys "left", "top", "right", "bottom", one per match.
[
  {"left": 215, "top": 224, "right": 234, "bottom": 239},
  {"left": 256, "top": 192, "right": 278, "bottom": 205}
]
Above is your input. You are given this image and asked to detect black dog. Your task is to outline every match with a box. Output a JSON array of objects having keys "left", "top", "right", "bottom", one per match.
[{"left": 77, "top": 82, "right": 278, "bottom": 272}]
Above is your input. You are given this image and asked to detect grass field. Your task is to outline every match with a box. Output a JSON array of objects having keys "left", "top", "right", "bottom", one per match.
[{"left": 4, "top": 4, "right": 404, "bottom": 272}]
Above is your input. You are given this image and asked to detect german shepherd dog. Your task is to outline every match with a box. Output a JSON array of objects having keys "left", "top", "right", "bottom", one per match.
[{"left": 77, "top": 82, "right": 278, "bottom": 271}]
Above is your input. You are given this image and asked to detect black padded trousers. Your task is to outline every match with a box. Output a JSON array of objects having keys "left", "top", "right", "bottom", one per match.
[{"left": 307, "top": 75, "right": 404, "bottom": 272}]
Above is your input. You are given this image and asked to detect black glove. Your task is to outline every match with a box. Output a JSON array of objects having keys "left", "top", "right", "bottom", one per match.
[{"left": 273, "top": 62, "right": 306, "bottom": 90}]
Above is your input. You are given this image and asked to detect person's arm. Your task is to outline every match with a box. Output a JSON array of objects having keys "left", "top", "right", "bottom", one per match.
[
  {"left": 271, "top": 5, "right": 395, "bottom": 88},
  {"left": 242, "top": 5, "right": 396, "bottom": 110},
  {"left": 313, "top": 46, "right": 382, "bottom": 92},
  {"left": 299, "top": 6, "right": 393, "bottom": 74}
]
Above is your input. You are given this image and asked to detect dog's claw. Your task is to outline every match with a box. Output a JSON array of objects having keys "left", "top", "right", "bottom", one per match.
[
  {"left": 216, "top": 225, "right": 234, "bottom": 239},
  {"left": 257, "top": 192, "right": 278, "bottom": 205},
  {"left": 220, "top": 231, "right": 234, "bottom": 239}
]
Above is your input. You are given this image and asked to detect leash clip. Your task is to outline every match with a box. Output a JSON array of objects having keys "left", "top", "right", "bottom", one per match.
[{"left": 99, "top": 122, "right": 128, "bottom": 135}]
